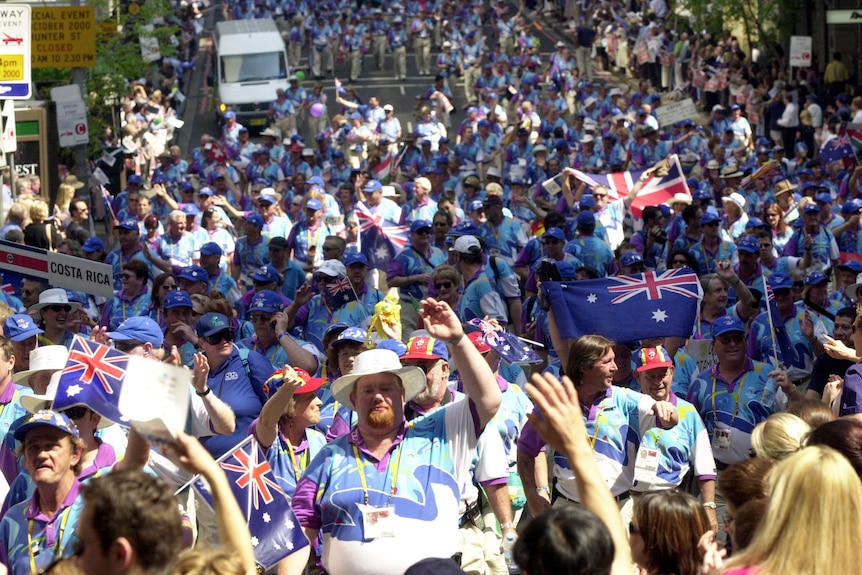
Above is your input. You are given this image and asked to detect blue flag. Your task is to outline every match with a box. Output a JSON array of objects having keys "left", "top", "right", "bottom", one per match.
[
  {"left": 544, "top": 268, "right": 702, "bottom": 342},
  {"left": 466, "top": 318, "right": 542, "bottom": 365},
  {"left": 763, "top": 278, "right": 796, "bottom": 367},
  {"left": 321, "top": 275, "right": 358, "bottom": 313},
  {"left": 54, "top": 336, "right": 129, "bottom": 425},
  {"left": 193, "top": 435, "right": 309, "bottom": 570},
  {"left": 355, "top": 203, "right": 410, "bottom": 271}
]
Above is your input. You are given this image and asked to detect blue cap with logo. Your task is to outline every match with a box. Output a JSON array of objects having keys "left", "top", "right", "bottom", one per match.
[
  {"left": 542, "top": 227, "right": 566, "bottom": 242},
  {"left": 3, "top": 314, "right": 44, "bottom": 342},
  {"left": 162, "top": 290, "right": 193, "bottom": 310},
  {"left": 242, "top": 212, "right": 265, "bottom": 228},
  {"left": 306, "top": 198, "right": 323, "bottom": 211},
  {"left": 108, "top": 316, "right": 165, "bottom": 347},
  {"left": 344, "top": 252, "right": 369, "bottom": 267},
  {"left": 736, "top": 235, "right": 760, "bottom": 254},
  {"left": 14, "top": 410, "right": 80, "bottom": 442},
  {"left": 621, "top": 251, "right": 645, "bottom": 268},
  {"left": 410, "top": 219, "right": 433, "bottom": 233},
  {"left": 805, "top": 271, "right": 828, "bottom": 286},
  {"left": 114, "top": 219, "right": 138, "bottom": 232},
  {"left": 768, "top": 273, "right": 793, "bottom": 290},
  {"left": 178, "top": 265, "right": 209, "bottom": 283},
  {"left": 81, "top": 237, "right": 105, "bottom": 253},
  {"left": 250, "top": 264, "right": 280, "bottom": 284},
  {"left": 249, "top": 290, "right": 284, "bottom": 313},
  {"left": 712, "top": 316, "right": 745, "bottom": 338},
  {"left": 334, "top": 326, "right": 368, "bottom": 346},
  {"left": 195, "top": 313, "right": 233, "bottom": 337}
]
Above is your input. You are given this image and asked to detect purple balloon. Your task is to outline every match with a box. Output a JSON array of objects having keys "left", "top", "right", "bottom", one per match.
[{"left": 310, "top": 102, "right": 325, "bottom": 118}]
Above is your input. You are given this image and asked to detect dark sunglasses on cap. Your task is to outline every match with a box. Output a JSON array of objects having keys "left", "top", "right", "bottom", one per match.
[{"left": 203, "top": 330, "right": 235, "bottom": 345}]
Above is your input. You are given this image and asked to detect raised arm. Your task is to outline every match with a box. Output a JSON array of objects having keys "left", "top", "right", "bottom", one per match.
[
  {"left": 419, "top": 298, "right": 501, "bottom": 428},
  {"left": 257, "top": 367, "right": 301, "bottom": 449}
]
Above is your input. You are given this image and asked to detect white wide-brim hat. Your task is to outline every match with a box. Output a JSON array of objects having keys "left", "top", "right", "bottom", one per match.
[
  {"left": 330, "top": 349, "right": 426, "bottom": 411},
  {"left": 12, "top": 345, "right": 69, "bottom": 387},
  {"left": 28, "top": 288, "right": 81, "bottom": 319}
]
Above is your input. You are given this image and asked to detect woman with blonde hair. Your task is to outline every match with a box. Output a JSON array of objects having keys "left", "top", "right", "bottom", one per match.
[
  {"left": 23, "top": 197, "right": 61, "bottom": 250},
  {"left": 721, "top": 446, "right": 862, "bottom": 575},
  {"left": 750, "top": 412, "right": 810, "bottom": 460}
]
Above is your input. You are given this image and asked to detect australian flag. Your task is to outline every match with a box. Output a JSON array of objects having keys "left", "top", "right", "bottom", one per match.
[
  {"left": 544, "top": 267, "right": 702, "bottom": 342},
  {"left": 54, "top": 336, "right": 129, "bottom": 425},
  {"left": 466, "top": 318, "right": 542, "bottom": 365},
  {"left": 761, "top": 276, "right": 795, "bottom": 367},
  {"left": 567, "top": 154, "right": 690, "bottom": 219},
  {"left": 820, "top": 133, "right": 855, "bottom": 166},
  {"left": 355, "top": 203, "right": 410, "bottom": 271},
  {"left": 193, "top": 436, "right": 309, "bottom": 571},
  {"left": 321, "top": 275, "right": 357, "bottom": 312}
]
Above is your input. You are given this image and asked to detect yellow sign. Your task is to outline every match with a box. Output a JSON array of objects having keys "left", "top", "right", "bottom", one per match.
[
  {"left": 0, "top": 54, "right": 24, "bottom": 81},
  {"left": 31, "top": 7, "right": 96, "bottom": 68}
]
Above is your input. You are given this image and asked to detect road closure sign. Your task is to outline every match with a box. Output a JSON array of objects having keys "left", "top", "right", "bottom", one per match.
[
  {"left": 0, "top": 5, "right": 32, "bottom": 99},
  {"left": 0, "top": 239, "right": 114, "bottom": 297},
  {"left": 32, "top": 7, "right": 96, "bottom": 68},
  {"left": 789, "top": 36, "right": 812, "bottom": 68}
]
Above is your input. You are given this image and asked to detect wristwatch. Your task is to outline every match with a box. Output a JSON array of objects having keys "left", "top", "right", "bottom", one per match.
[{"left": 195, "top": 387, "right": 212, "bottom": 397}]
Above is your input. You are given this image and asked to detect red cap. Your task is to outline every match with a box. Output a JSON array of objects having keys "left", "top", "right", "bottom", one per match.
[
  {"left": 467, "top": 331, "right": 491, "bottom": 354},
  {"left": 294, "top": 368, "right": 325, "bottom": 394}
]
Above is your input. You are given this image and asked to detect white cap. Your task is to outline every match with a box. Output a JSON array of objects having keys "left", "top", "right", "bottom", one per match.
[
  {"left": 450, "top": 235, "right": 482, "bottom": 254},
  {"left": 580, "top": 135, "right": 595, "bottom": 144},
  {"left": 584, "top": 97, "right": 597, "bottom": 107},
  {"left": 722, "top": 192, "right": 746, "bottom": 210},
  {"left": 383, "top": 104, "right": 394, "bottom": 111},
  {"left": 486, "top": 167, "right": 502, "bottom": 178},
  {"left": 317, "top": 259, "right": 347, "bottom": 278}
]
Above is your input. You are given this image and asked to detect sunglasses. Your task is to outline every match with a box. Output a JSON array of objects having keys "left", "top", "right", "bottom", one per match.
[
  {"left": 716, "top": 333, "right": 744, "bottom": 345},
  {"left": 435, "top": 281, "right": 453, "bottom": 290},
  {"left": 161, "top": 284, "right": 179, "bottom": 290},
  {"left": 250, "top": 313, "right": 275, "bottom": 323},
  {"left": 203, "top": 330, "right": 234, "bottom": 345},
  {"left": 545, "top": 239, "right": 562, "bottom": 245},
  {"left": 322, "top": 246, "right": 338, "bottom": 252},
  {"left": 792, "top": 282, "right": 805, "bottom": 289},
  {"left": 113, "top": 340, "right": 143, "bottom": 353},
  {"left": 62, "top": 406, "right": 89, "bottom": 420},
  {"left": 46, "top": 304, "right": 72, "bottom": 313},
  {"left": 414, "top": 229, "right": 432, "bottom": 235},
  {"left": 121, "top": 273, "right": 134, "bottom": 280}
]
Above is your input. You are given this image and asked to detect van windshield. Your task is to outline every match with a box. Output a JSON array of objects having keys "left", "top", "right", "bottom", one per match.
[{"left": 220, "top": 52, "right": 287, "bottom": 83}]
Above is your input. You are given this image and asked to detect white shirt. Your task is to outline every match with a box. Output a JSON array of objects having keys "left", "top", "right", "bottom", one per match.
[{"left": 777, "top": 102, "right": 799, "bottom": 128}]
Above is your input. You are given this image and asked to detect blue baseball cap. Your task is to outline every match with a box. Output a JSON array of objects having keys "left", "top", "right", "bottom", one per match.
[
  {"left": 410, "top": 219, "right": 433, "bottom": 233},
  {"left": 250, "top": 264, "right": 280, "bottom": 284},
  {"left": 768, "top": 273, "right": 793, "bottom": 291},
  {"left": 712, "top": 316, "right": 745, "bottom": 338},
  {"left": 621, "top": 251, "right": 645, "bottom": 268},
  {"left": 815, "top": 192, "right": 833, "bottom": 204},
  {"left": 151, "top": 173, "right": 167, "bottom": 185},
  {"left": 242, "top": 211, "right": 265, "bottom": 228},
  {"left": 363, "top": 180, "right": 382, "bottom": 193},
  {"left": 114, "top": 219, "right": 138, "bottom": 232},
  {"left": 198, "top": 187, "right": 214, "bottom": 197},
  {"left": 323, "top": 323, "right": 350, "bottom": 340},
  {"left": 181, "top": 203, "right": 201, "bottom": 216},
  {"left": 178, "top": 265, "right": 209, "bottom": 283},
  {"left": 736, "top": 235, "right": 759, "bottom": 254},
  {"left": 377, "top": 339, "right": 408, "bottom": 355},
  {"left": 579, "top": 194, "right": 595, "bottom": 208},
  {"left": 745, "top": 217, "right": 765, "bottom": 229},
  {"left": 200, "top": 242, "right": 223, "bottom": 257},
  {"left": 180, "top": 181, "right": 195, "bottom": 192},
  {"left": 843, "top": 199, "right": 862, "bottom": 215},
  {"left": 837, "top": 260, "right": 862, "bottom": 274},
  {"left": 542, "top": 228, "right": 566, "bottom": 242},
  {"left": 224, "top": 110, "right": 236, "bottom": 119},
  {"left": 108, "top": 316, "right": 165, "bottom": 347},
  {"left": 555, "top": 260, "right": 577, "bottom": 280},
  {"left": 334, "top": 326, "right": 368, "bottom": 346},
  {"left": 803, "top": 203, "right": 820, "bottom": 214},
  {"left": 700, "top": 212, "right": 722, "bottom": 225},
  {"left": 805, "top": 271, "right": 828, "bottom": 286},
  {"left": 162, "top": 290, "right": 193, "bottom": 310},
  {"left": 14, "top": 410, "right": 80, "bottom": 442},
  {"left": 306, "top": 198, "right": 323, "bottom": 211},
  {"left": 195, "top": 313, "right": 233, "bottom": 337},
  {"left": 577, "top": 211, "right": 596, "bottom": 227},
  {"left": 468, "top": 199, "right": 484, "bottom": 212},
  {"left": 3, "top": 314, "right": 44, "bottom": 342},
  {"left": 81, "top": 237, "right": 105, "bottom": 253},
  {"left": 344, "top": 252, "right": 369, "bottom": 267},
  {"left": 402, "top": 335, "right": 450, "bottom": 362},
  {"left": 249, "top": 290, "right": 284, "bottom": 313},
  {"left": 127, "top": 174, "right": 143, "bottom": 185},
  {"left": 693, "top": 189, "right": 712, "bottom": 201}
]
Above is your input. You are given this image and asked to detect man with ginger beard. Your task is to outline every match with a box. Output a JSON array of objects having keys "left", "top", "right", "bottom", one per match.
[{"left": 285, "top": 299, "right": 502, "bottom": 575}]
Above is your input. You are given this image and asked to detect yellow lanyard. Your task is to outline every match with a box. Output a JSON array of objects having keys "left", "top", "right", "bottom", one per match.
[
  {"left": 286, "top": 437, "right": 308, "bottom": 482},
  {"left": 584, "top": 402, "right": 606, "bottom": 450},
  {"left": 28, "top": 506, "right": 72, "bottom": 574},
  {"left": 711, "top": 371, "right": 748, "bottom": 427},
  {"left": 352, "top": 441, "right": 404, "bottom": 506}
]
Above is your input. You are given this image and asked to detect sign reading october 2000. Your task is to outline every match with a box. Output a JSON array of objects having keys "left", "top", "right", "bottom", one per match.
[{"left": 32, "top": 7, "right": 96, "bottom": 68}]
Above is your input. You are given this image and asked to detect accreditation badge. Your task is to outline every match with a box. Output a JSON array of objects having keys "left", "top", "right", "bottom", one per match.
[{"left": 357, "top": 503, "right": 396, "bottom": 540}]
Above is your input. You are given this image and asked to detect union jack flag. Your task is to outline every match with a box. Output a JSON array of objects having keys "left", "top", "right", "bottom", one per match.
[
  {"left": 607, "top": 268, "right": 700, "bottom": 304},
  {"left": 192, "top": 436, "right": 309, "bottom": 570},
  {"left": 543, "top": 268, "right": 702, "bottom": 342},
  {"left": 54, "top": 336, "right": 129, "bottom": 425},
  {"left": 327, "top": 276, "right": 353, "bottom": 297},
  {"left": 355, "top": 203, "right": 410, "bottom": 271},
  {"left": 568, "top": 154, "right": 690, "bottom": 219}
]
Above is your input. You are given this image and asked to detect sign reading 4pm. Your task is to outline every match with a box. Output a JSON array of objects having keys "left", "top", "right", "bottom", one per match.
[{"left": 32, "top": 7, "right": 96, "bottom": 69}]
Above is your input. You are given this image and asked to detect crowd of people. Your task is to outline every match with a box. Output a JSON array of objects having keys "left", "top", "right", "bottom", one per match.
[{"left": 1, "top": 0, "right": 862, "bottom": 574}]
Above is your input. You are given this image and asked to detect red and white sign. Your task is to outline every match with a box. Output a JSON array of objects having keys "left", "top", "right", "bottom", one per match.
[
  {"left": 789, "top": 36, "right": 812, "bottom": 68},
  {"left": 0, "top": 239, "right": 113, "bottom": 297}
]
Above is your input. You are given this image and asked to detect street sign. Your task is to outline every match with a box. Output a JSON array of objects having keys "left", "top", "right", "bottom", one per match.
[
  {"left": 789, "top": 36, "right": 812, "bottom": 68},
  {"left": 31, "top": 7, "right": 97, "bottom": 69},
  {"left": 1, "top": 100, "right": 16, "bottom": 153},
  {"left": 51, "top": 84, "right": 88, "bottom": 147},
  {"left": 0, "top": 239, "right": 114, "bottom": 297},
  {"left": 0, "top": 5, "right": 32, "bottom": 99},
  {"left": 654, "top": 99, "right": 698, "bottom": 127}
]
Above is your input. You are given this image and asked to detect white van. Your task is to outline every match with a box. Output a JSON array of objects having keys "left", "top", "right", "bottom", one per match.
[{"left": 213, "top": 18, "right": 289, "bottom": 131}]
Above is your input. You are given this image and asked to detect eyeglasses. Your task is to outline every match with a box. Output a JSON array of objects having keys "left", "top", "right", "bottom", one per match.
[
  {"left": 435, "top": 281, "right": 453, "bottom": 290},
  {"left": 46, "top": 304, "right": 72, "bottom": 313},
  {"left": 62, "top": 406, "right": 89, "bottom": 420},
  {"left": 191, "top": 309, "right": 203, "bottom": 318},
  {"left": 161, "top": 283, "right": 179, "bottom": 291},
  {"left": 250, "top": 313, "right": 275, "bottom": 323},
  {"left": 716, "top": 333, "right": 744, "bottom": 345},
  {"left": 759, "top": 243, "right": 772, "bottom": 249},
  {"left": 792, "top": 281, "right": 805, "bottom": 289},
  {"left": 414, "top": 229, "right": 432, "bottom": 235},
  {"left": 545, "top": 239, "right": 562, "bottom": 245},
  {"left": 203, "top": 330, "right": 234, "bottom": 345},
  {"left": 593, "top": 193, "right": 608, "bottom": 199},
  {"left": 338, "top": 348, "right": 363, "bottom": 359},
  {"left": 121, "top": 273, "right": 134, "bottom": 280},
  {"left": 322, "top": 246, "right": 338, "bottom": 252}
]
